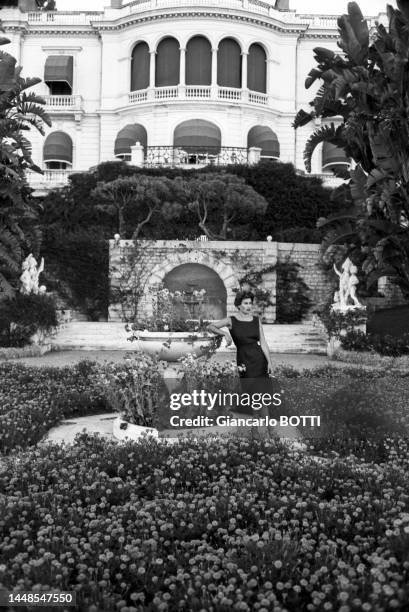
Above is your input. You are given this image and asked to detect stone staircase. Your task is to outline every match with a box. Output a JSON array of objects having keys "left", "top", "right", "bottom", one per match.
[{"left": 50, "top": 322, "right": 328, "bottom": 354}]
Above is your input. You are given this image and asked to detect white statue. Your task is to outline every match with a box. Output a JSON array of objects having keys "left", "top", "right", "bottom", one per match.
[
  {"left": 19, "top": 257, "right": 32, "bottom": 295},
  {"left": 332, "top": 258, "right": 363, "bottom": 311},
  {"left": 20, "top": 253, "right": 45, "bottom": 295}
]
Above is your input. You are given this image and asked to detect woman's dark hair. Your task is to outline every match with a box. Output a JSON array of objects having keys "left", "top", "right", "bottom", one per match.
[{"left": 234, "top": 290, "right": 255, "bottom": 309}]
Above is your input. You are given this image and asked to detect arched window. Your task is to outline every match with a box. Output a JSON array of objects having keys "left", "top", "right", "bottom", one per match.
[
  {"left": 217, "top": 38, "right": 241, "bottom": 88},
  {"left": 247, "top": 126, "right": 280, "bottom": 158},
  {"left": 43, "top": 131, "right": 73, "bottom": 169},
  {"left": 114, "top": 124, "right": 147, "bottom": 161},
  {"left": 174, "top": 119, "right": 221, "bottom": 154},
  {"left": 155, "top": 37, "right": 180, "bottom": 87},
  {"left": 131, "top": 42, "right": 150, "bottom": 91},
  {"left": 186, "top": 36, "right": 212, "bottom": 85},
  {"left": 322, "top": 142, "right": 349, "bottom": 173},
  {"left": 248, "top": 43, "right": 266, "bottom": 93}
]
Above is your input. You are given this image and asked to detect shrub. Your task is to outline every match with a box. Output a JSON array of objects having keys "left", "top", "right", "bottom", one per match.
[
  {"left": 316, "top": 306, "right": 367, "bottom": 338},
  {"left": 341, "top": 329, "right": 409, "bottom": 356},
  {"left": 0, "top": 293, "right": 58, "bottom": 347},
  {"left": 97, "top": 354, "right": 168, "bottom": 429}
]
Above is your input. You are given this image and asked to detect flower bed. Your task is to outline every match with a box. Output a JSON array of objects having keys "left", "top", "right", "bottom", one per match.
[
  {"left": 2, "top": 358, "right": 409, "bottom": 461},
  {"left": 0, "top": 361, "right": 109, "bottom": 455},
  {"left": 1, "top": 433, "right": 409, "bottom": 611}
]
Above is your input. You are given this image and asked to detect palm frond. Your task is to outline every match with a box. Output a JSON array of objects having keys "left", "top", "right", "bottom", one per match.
[{"left": 303, "top": 123, "right": 346, "bottom": 173}]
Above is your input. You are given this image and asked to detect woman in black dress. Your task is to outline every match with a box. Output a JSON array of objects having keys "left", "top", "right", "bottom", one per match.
[{"left": 207, "top": 291, "right": 278, "bottom": 415}]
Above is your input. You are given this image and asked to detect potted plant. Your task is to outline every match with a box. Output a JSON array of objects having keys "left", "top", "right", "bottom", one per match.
[
  {"left": 126, "top": 284, "right": 222, "bottom": 362},
  {"left": 98, "top": 355, "right": 168, "bottom": 441}
]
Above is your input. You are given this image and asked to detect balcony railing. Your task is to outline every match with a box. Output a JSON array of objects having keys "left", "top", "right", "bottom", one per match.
[
  {"left": 27, "top": 11, "right": 102, "bottom": 24},
  {"left": 24, "top": 6, "right": 387, "bottom": 28},
  {"left": 26, "top": 170, "right": 73, "bottom": 189},
  {"left": 43, "top": 95, "right": 83, "bottom": 112},
  {"left": 128, "top": 86, "right": 268, "bottom": 106},
  {"left": 144, "top": 146, "right": 249, "bottom": 167}
]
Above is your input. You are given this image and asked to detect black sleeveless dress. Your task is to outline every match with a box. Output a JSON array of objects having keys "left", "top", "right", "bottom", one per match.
[
  {"left": 230, "top": 315, "right": 268, "bottom": 377},
  {"left": 229, "top": 315, "right": 277, "bottom": 416}
]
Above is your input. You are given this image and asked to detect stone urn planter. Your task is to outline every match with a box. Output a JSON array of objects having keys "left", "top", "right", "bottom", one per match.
[{"left": 133, "top": 330, "right": 216, "bottom": 363}]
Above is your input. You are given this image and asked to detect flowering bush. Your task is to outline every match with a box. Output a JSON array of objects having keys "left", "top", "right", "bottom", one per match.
[
  {"left": 1, "top": 433, "right": 409, "bottom": 611},
  {"left": 179, "top": 354, "right": 241, "bottom": 415},
  {"left": 129, "top": 285, "right": 209, "bottom": 333},
  {"left": 316, "top": 306, "right": 367, "bottom": 339},
  {"left": 97, "top": 353, "right": 169, "bottom": 428}
]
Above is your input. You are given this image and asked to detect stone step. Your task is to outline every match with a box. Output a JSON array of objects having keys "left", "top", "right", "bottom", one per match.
[{"left": 50, "top": 322, "right": 327, "bottom": 354}]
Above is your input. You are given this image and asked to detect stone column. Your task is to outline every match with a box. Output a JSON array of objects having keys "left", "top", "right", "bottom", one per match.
[
  {"left": 131, "top": 142, "right": 144, "bottom": 167},
  {"left": 266, "top": 58, "right": 276, "bottom": 105},
  {"left": 248, "top": 146, "right": 262, "bottom": 165},
  {"left": 241, "top": 51, "right": 249, "bottom": 102},
  {"left": 148, "top": 51, "right": 156, "bottom": 100},
  {"left": 211, "top": 47, "right": 218, "bottom": 98},
  {"left": 179, "top": 47, "right": 186, "bottom": 98}
]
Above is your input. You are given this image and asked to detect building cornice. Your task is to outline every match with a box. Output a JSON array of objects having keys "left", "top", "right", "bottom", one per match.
[
  {"left": 2, "top": 10, "right": 339, "bottom": 40},
  {"left": 94, "top": 10, "right": 310, "bottom": 36}
]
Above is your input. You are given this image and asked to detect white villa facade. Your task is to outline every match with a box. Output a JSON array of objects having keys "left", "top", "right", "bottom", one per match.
[{"left": 1, "top": 0, "right": 387, "bottom": 191}]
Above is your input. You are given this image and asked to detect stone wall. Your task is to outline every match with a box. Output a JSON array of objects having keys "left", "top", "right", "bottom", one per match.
[
  {"left": 109, "top": 239, "right": 278, "bottom": 322},
  {"left": 108, "top": 239, "right": 406, "bottom": 323}
]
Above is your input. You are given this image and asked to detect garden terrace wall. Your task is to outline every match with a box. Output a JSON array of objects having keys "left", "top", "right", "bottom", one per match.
[
  {"left": 109, "top": 240, "right": 278, "bottom": 322},
  {"left": 108, "top": 240, "right": 332, "bottom": 323},
  {"left": 276, "top": 243, "right": 331, "bottom": 313},
  {"left": 108, "top": 240, "right": 407, "bottom": 323}
]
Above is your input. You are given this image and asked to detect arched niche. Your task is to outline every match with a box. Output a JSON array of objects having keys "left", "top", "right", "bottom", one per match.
[{"left": 163, "top": 263, "right": 227, "bottom": 319}]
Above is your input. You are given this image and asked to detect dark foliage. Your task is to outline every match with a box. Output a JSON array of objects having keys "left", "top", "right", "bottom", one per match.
[
  {"left": 341, "top": 329, "right": 409, "bottom": 357},
  {"left": 41, "top": 160, "right": 335, "bottom": 241},
  {"left": 41, "top": 227, "right": 109, "bottom": 320},
  {"left": 0, "top": 292, "right": 58, "bottom": 347},
  {"left": 368, "top": 305, "right": 409, "bottom": 338},
  {"left": 276, "top": 261, "right": 312, "bottom": 322}
]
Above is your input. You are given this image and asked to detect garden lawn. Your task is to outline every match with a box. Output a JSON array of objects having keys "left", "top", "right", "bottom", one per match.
[{"left": 1, "top": 434, "right": 409, "bottom": 611}]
